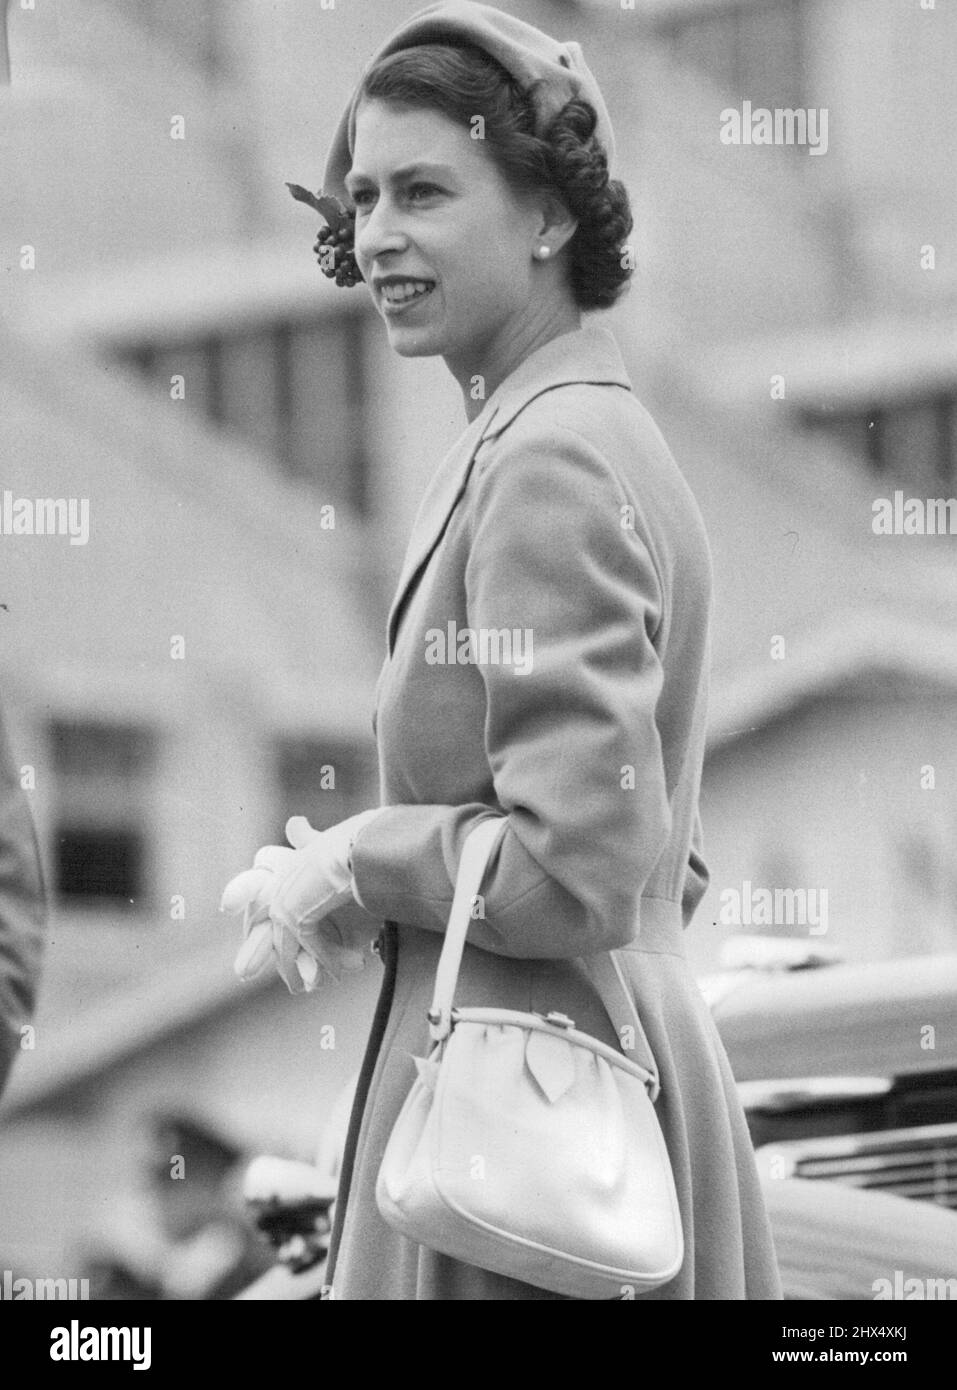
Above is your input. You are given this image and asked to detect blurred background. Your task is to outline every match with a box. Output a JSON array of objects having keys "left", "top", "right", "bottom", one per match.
[{"left": 1, "top": 0, "right": 956, "bottom": 1297}]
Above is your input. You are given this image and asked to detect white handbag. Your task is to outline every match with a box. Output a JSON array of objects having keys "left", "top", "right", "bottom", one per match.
[{"left": 375, "top": 817, "right": 684, "bottom": 1299}]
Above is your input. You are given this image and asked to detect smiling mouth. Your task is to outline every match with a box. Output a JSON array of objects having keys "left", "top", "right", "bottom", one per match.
[{"left": 379, "top": 279, "right": 435, "bottom": 309}]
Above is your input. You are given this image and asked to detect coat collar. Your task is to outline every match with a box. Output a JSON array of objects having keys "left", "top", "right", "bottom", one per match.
[
  {"left": 479, "top": 322, "right": 632, "bottom": 438},
  {"left": 385, "top": 325, "right": 633, "bottom": 655}
]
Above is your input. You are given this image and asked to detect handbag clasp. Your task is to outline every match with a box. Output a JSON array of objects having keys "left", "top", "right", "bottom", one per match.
[
  {"left": 541, "top": 1011, "right": 576, "bottom": 1030},
  {"left": 427, "top": 1005, "right": 453, "bottom": 1041}
]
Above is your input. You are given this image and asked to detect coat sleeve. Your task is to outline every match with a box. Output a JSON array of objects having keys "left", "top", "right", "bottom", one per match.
[
  {"left": 681, "top": 807, "right": 710, "bottom": 929},
  {"left": 0, "top": 716, "right": 46, "bottom": 1096},
  {"left": 349, "top": 423, "right": 673, "bottom": 959}
]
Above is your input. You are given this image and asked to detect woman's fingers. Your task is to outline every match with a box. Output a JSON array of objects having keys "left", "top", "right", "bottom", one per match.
[
  {"left": 253, "top": 844, "right": 296, "bottom": 872},
  {"left": 296, "top": 923, "right": 366, "bottom": 977},
  {"left": 220, "top": 866, "right": 272, "bottom": 915},
  {"left": 286, "top": 922, "right": 360, "bottom": 986},
  {"left": 242, "top": 897, "right": 272, "bottom": 937},
  {"left": 285, "top": 815, "right": 319, "bottom": 850},
  {"left": 272, "top": 915, "right": 308, "bottom": 993},
  {"left": 234, "top": 920, "right": 274, "bottom": 981},
  {"left": 225, "top": 840, "right": 331, "bottom": 992},
  {"left": 222, "top": 828, "right": 362, "bottom": 993},
  {"left": 296, "top": 949, "right": 321, "bottom": 991},
  {"left": 221, "top": 846, "right": 294, "bottom": 914}
]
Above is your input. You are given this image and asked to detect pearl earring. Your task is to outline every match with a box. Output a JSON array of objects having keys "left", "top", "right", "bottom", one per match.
[{"left": 536, "top": 245, "right": 551, "bottom": 260}]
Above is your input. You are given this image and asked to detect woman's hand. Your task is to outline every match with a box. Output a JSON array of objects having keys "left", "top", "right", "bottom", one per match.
[{"left": 220, "top": 809, "right": 383, "bottom": 993}]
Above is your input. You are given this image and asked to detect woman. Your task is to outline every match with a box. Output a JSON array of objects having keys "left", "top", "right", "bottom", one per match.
[{"left": 222, "top": 1, "right": 782, "bottom": 1300}]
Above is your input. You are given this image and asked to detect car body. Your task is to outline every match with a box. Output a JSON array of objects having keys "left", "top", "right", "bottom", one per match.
[{"left": 708, "top": 944, "right": 957, "bottom": 1299}]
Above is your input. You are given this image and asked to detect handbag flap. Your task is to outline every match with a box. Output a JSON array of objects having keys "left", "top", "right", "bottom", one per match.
[{"left": 525, "top": 1029, "right": 577, "bottom": 1103}]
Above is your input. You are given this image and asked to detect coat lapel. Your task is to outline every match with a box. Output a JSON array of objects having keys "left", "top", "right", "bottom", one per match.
[
  {"left": 384, "top": 326, "right": 633, "bottom": 656},
  {"left": 384, "top": 403, "right": 493, "bottom": 656}
]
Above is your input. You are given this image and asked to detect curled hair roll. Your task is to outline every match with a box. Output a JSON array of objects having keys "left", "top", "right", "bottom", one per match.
[{"left": 541, "top": 98, "right": 634, "bottom": 311}]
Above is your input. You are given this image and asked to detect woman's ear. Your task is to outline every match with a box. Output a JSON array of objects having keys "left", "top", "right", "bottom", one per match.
[{"left": 536, "top": 193, "right": 578, "bottom": 258}]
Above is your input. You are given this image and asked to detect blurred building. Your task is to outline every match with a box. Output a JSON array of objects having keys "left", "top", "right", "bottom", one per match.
[{"left": 0, "top": 0, "right": 955, "bottom": 1279}]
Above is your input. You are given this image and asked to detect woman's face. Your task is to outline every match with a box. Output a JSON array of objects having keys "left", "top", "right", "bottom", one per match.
[{"left": 346, "top": 99, "right": 547, "bottom": 368}]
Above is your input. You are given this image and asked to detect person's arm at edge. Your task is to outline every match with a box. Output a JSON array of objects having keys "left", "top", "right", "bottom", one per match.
[{"left": 0, "top": 713, "right": 47, "bottom": 1097}]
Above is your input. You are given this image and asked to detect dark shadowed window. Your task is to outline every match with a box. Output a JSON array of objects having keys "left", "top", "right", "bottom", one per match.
[
  {"left": 55, "top": 828, "right": 146, "bottom": 903},
  {"left": 50, "top": 720, "right": 156, "bottom": 911},
  {"left": 118, "top": 309, "right": 372, "bottom": 516},
  {"left": 799, "top": 393, "right": 957, "bottom": 490}
]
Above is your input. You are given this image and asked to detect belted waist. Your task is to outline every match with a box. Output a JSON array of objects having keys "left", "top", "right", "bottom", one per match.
[
  {"left": 386, "top": 896, "right": 687, "bottom": 961},
  {"left": 616, "top": 896, "right": 687, "bottom": 958}
]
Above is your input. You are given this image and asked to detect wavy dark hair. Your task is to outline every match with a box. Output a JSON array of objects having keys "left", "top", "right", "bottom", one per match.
[{"left": 356, "top": 41, "right": 634, "bottom": 311}]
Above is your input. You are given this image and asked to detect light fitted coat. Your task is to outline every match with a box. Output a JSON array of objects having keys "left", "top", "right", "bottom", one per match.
[{"left": 329, "top": 324, "right": 782, "bottom": 1300}]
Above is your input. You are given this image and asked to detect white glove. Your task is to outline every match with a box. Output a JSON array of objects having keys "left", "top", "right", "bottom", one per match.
[{"left": 220, "top": 809, "right": 383, "bottom": 994}]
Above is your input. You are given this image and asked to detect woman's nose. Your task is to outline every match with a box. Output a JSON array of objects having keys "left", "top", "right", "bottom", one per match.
[{"left": 355, "top": 199, "right": 409, "bottom": 266}]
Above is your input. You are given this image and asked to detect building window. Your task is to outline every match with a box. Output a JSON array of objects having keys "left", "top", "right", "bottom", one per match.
[
  {"left": 275, "top": 736, "right": 379, "bottom": 842},
  {"left": 56, "top": 828, "right": 146, "bottom": 903},
  {"left": 655, "top": 0, "right": 808, "bottom": 112},
  {"left": 50, "top": 720, "right": 156, "bottom": 911},
  {"left": 880, "top": 398, "right": 955, "bottom": 493},
  {"left": 800, "top": 394, "right": 957, "bottom": 489},
  {"left": 119, "top": 310, "right": 371, "bottom": 515}
]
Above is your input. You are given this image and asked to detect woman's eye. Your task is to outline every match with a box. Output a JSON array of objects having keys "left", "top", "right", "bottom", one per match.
[{"left": 349, "top": 182, "right": 442, "bottom": 213}]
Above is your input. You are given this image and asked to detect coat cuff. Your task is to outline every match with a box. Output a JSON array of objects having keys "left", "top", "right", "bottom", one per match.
[{"left": 348, "top": 803, "right": 493, "bottom": 929}]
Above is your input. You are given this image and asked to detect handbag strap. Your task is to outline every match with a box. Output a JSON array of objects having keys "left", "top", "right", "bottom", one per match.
[{"left": 427, "top": 817, "right": 661, "bottom": 1100}]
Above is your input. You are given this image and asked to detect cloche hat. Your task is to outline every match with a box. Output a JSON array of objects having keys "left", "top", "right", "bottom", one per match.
[{"left": 320, "top": 0, "right": 616, "bottom": 203}]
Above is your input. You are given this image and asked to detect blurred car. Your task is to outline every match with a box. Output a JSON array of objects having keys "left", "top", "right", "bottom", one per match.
[{"left": 708, "top": 939, "right": 957, "bottom": 1299}]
